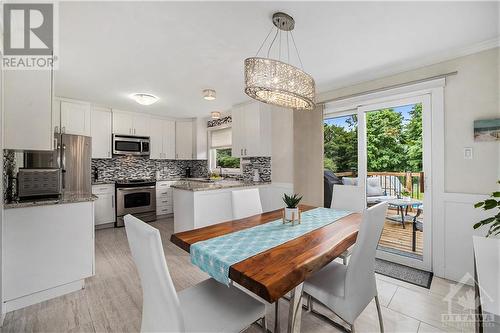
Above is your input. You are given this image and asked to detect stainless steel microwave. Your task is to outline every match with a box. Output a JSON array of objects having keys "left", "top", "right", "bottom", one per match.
[{"left": 112, "top": 134, "right": 150, "bottom": 156}]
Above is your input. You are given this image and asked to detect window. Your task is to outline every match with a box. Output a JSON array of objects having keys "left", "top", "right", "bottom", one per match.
[{"left": 209, "top": 127, "right": 241, "bottom": 174}]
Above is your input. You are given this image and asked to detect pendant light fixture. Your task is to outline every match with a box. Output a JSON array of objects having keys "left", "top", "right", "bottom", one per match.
[{"left": 244, "top": 12, "right": 315, "bottom": 111}]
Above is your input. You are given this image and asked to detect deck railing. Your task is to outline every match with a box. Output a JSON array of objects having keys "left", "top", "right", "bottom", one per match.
[{"left": 334, "top": 171, "right": 424, "bottom": 199}]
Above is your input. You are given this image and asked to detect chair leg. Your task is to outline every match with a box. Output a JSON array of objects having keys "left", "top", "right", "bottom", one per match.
[
  {"left": 274, "top": 302, "right": 280, "bottom": 333},
  {"left": 375, "top": 296, "right": 384, "bottom": 333},
  {"left": 306, "top": 294, "right": 313, "bottom": 313}
]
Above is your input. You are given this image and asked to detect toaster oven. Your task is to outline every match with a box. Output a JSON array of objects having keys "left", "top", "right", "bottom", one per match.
[{"left": 17, "top": 168, "right": 62, "bottom": 199}]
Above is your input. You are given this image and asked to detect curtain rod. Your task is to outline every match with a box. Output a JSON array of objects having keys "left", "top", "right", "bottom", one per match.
[{"left": 319, "top": 71, "right": 458, "bottom": 104}]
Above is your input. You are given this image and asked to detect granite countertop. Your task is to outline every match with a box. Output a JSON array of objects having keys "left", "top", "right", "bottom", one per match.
[
  {"left": 171, "top": 180, "right": 271, "bottom": 192},
  {"left": 4, "top": 192, "right": 98, "bottom": 209}
]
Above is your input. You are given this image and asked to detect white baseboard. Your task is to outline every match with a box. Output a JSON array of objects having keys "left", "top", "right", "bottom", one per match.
[{"left": 4, "top": 280, "right": 85, "bottom": 313}]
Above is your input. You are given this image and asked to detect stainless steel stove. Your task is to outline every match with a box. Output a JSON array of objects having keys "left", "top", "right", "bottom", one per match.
[{"left": 115, "top": 178, "right": 156, "bottom": 227}]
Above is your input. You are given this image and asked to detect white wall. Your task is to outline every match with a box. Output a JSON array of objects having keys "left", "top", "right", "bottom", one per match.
[{"left": 317, "top": 47, "right": 500, "bottom": 282}]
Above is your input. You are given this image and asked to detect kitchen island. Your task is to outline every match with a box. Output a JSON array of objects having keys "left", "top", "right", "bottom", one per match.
[{"left": 172, "top": 180, "right": 292, "bottom": 232}]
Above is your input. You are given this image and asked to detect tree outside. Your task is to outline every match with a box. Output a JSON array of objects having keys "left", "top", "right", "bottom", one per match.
[
  {"left": 216, "top": 148, "right": 240, "bottom": 169},
  {"left": 324, "top": 103, "right": 422, "bottom": 173}
]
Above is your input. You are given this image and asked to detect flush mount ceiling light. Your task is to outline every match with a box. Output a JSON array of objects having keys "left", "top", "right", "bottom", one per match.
[
  {"left": 244, "top": 12, "right": 315, "bottom": 111},
  {"left": 203, "top": 89, "right": 216, "bottom": 100},
  {"left": 130, "top": 93, "right": 158, "bottom": 106},
  {"left": 211, "top": 111, "right": 221, "bottom": 119}
]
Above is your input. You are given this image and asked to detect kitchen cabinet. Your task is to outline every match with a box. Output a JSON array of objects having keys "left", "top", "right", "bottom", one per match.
[
  {"left": 156, "top": 181, "right": 175, "bottom": 216},
  {"left": 4, "top": 69, "right": 54, "bottom": 151},
  {"left": 92, "top": 184, "right": 115, "bottom": 225},
  {"left": 112, "top": 110, "right": 150, "bottom": 136},
  {"left": 231, "top": 101, "right": 271, "bottom": 158},
  {"left": 150, "top": 118, "right": 175, "bottom": 159},
  {"left": 91, "top": 106, "right": 112, "bottom": 158},
  {"left": 60, "top": 100, "right": 91, "bottom": 136},
  {"left": 175, "top": 121, "right": 194, "bottom": 160},
  {"left": 3, "top": 202, "right": 94, "bottom": 311}
]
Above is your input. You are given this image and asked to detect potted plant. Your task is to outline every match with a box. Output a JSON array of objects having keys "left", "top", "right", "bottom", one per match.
[
  {"left": 401, "top": 190, "right": 411, "bottom": 201},
  {"left": 283, "top": 193, "right": 302, "bottom": 221},
  {"left": 472, "top": 181, "right": 499, "bottom": 321}
]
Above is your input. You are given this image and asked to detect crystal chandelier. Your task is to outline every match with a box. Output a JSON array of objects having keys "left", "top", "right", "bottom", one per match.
[{"left": 244, "top": 12, "right": 315, "bottom": 111}]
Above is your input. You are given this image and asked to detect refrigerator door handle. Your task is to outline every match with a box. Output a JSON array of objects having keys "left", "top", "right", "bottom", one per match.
[{"left": 62, "top": 144, "right": 66, "bottom": 189}]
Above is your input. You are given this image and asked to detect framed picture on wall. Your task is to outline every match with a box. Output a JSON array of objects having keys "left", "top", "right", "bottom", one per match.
[{"left": 474, "top": 119, "right": 500, "bottom": 142}]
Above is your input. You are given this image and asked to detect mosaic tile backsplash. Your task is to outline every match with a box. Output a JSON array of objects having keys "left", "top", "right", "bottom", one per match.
[{"left": 91, "top": 157, "right": 209, "bottom": 182}]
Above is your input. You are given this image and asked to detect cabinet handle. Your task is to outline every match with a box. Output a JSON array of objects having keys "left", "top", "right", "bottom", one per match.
[
  {"left": 134, "top": 128, "right": 136, "bottom": 135},
  {"left": 241, "top": 148, "right": 243, "bottom": 155},
  {"left": 54, "top": 126, "right": 59, "bottom": 134},
  {"left": 111, "top": 195, "right": 114, "bottom": 208},
  {"left": 62, "top": 126, "right": 66, "bottom": 133},
  {"left": 244, "top": 148, "right": 247, "bottom": 156}
]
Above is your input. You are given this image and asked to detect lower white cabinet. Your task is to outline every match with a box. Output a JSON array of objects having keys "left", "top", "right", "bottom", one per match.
[
  {"left": 92, "top": 184, "right": 116, "bottom": 225},
  {"left": 3, "top": 202, "right": 95, "bottom": 311},
  {"left": 172, "top": 183, "right": 293, "bottom": 232},
  {"left": 156, "top": 181, "right": 175, "bottom": 215}
]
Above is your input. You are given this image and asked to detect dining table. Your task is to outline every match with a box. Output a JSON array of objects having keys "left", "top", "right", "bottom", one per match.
[{"left": 170, "top": 204, "right": 362, "bottom": 333}]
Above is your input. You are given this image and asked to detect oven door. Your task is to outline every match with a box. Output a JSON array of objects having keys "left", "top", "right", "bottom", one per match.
[{"left": 116, "top": 186, "right": 156, "bottom": 216}]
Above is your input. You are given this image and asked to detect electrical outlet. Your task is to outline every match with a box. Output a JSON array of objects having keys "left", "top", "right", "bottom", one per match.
[{"left": 464, "top": 147, "right": 473, "bottom": 160}]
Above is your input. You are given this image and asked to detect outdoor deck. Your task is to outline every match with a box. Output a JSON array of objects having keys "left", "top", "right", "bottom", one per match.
[{"left": 378, "top": 208, "right": 423, "bottom": 259}]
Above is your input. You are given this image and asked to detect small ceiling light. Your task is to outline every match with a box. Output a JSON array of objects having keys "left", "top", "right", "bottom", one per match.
[
  {"left": 131, "top": 93, "right": 159, "bottom": 106},
  {"left": 203, "top": 89, "right": 216, "bottom": 100},
  {"left": 211, "top": 111, "right": 221, "bottom": 119}
]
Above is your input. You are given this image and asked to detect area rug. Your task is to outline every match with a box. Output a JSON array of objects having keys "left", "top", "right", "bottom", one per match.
[{"left": 375, "top": 258, "right": 433, "bottom": 289}]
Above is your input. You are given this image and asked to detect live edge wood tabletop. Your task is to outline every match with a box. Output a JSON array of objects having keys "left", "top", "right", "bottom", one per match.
[{"left": 170, "top": 204, "right": 362, "bottom": 303}]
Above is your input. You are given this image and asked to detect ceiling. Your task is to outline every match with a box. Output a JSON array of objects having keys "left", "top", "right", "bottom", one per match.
[{"left": 56, "top": 1, "right": 499, "bottom": 118}]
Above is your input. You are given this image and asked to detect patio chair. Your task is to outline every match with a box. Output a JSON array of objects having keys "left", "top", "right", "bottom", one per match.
[{"left": 412, "top": 207, "right": 423, "bottom": 252}]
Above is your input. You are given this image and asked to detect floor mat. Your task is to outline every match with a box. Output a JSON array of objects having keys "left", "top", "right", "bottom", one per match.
[{"left": 375, "top": 258, "right": 433, "bottom": 289}]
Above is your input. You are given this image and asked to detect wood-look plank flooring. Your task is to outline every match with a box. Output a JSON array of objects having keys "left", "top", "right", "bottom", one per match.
[
  {"left": 2, "top": 217, "right": 472, "bottom": 333},
  {"left": 379, "top": 209, "right": 423, "bottom": 256}
]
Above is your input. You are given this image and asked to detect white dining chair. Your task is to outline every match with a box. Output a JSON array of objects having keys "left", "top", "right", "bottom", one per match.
[
  {"left": 304, "top": 202, "right": 388, "bottom": 333},
  {"left": 231, "top": 188, "right": 263, "bottom": 219},
  {"left": 124, "top": 214, "right": 267, "bottom": 333},
  {"left": 331, "top": 185, "right": 365, "bottom": 264}
]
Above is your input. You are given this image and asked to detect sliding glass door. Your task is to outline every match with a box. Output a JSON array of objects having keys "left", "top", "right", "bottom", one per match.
[{"left": 358, "top": 95, "right": 432, "bottom": 271}]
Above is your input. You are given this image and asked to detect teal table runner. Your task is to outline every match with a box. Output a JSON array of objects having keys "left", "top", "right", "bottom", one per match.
[{"left": 190, "top": 207, "right": 352, "bottom": 285}]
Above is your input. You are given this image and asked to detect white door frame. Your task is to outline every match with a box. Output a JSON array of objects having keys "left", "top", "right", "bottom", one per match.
[
  {"left": 359, "top": 95, "right": 432, "bottom": 270},
  {"left": 324, "top": 78, "right": 446, "bottom": 273}
]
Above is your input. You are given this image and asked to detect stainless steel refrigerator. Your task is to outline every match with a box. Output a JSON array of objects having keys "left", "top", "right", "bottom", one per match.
[{"left": 24, "top": 134, "right": 92, "bottom": 194}]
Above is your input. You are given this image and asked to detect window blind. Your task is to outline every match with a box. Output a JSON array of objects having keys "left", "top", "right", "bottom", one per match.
[{"left": 210, "top": 127, "right": 232, "bottom": 148}]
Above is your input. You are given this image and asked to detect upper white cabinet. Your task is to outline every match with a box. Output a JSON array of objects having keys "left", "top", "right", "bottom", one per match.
[
  {"left": 91, "top": 106, "right": 112, "bottom": 158},
  {"left": 150, "top": 118, "right": 176, "bottom": 160},
  {"left": 4, "top": 69, "right": 54, "bottom": 151},
  {"left": 175, "top": 121, "right": 193, "bottom": 160},
  {"left": 231, "top": 102, "right": 271, "bottom": 158},
  {"left": 59, "top": 100, "right": 91, "bottom": 136},
  {"left": 112, "top": 110, "right": 150, "bottom": 136}
]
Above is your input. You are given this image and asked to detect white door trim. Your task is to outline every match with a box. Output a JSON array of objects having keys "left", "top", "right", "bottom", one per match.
[{"left": 325, "top": 79, "right": 446, "bottom": 274}]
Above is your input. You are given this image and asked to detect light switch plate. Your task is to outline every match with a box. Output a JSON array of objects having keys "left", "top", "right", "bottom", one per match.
[{"left": 464, "top": 147, "right": 473, "bottom": 160}]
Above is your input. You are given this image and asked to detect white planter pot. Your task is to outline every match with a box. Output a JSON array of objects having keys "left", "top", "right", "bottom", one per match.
[
  {"left": 473, "top": 235, "right": 500, "bottom": 316},
  {"left": 284, "top": 207, "right": 299, "bottom": 221}
]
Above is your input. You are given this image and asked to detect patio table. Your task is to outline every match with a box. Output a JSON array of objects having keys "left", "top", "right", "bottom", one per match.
[{"left": 385, "top": 198, "right": 422, "bottom": 229}]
